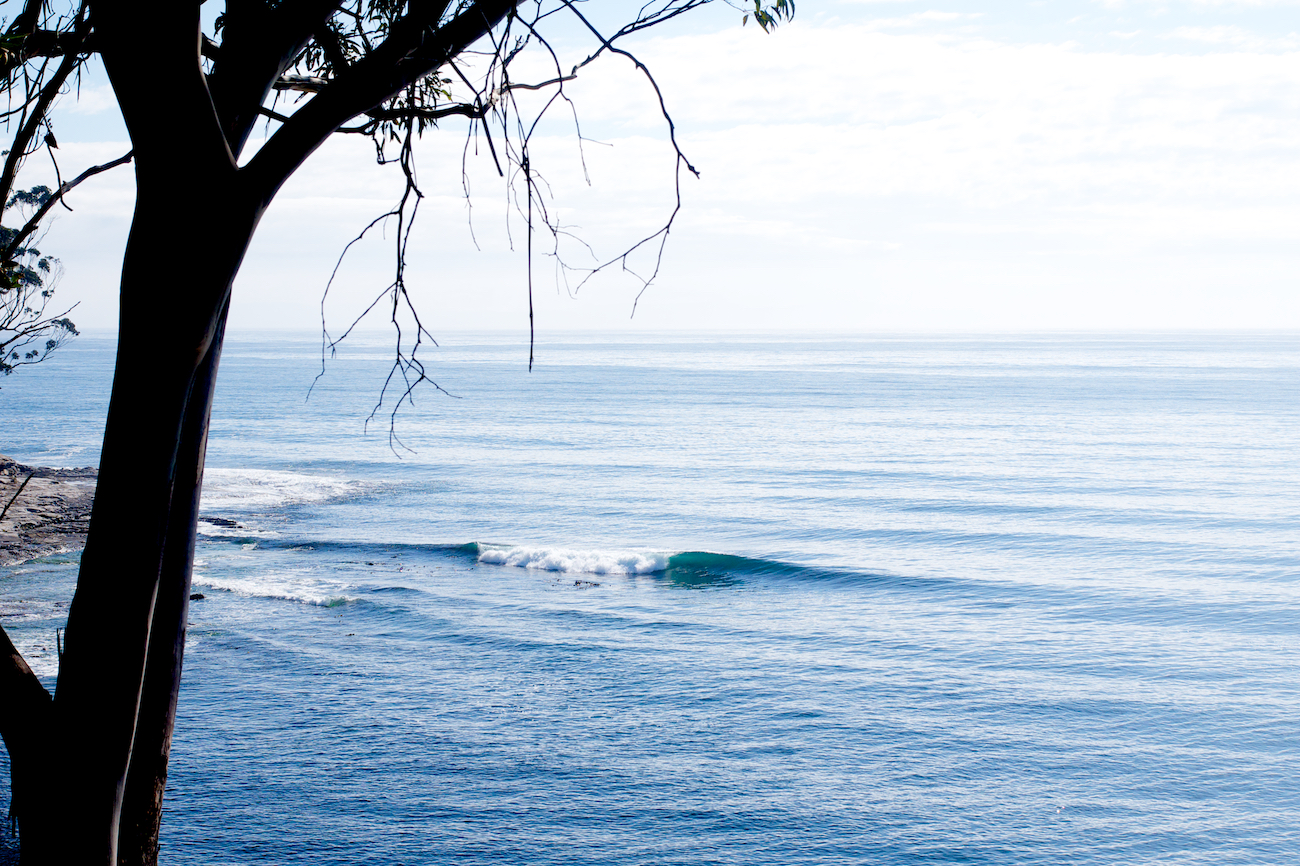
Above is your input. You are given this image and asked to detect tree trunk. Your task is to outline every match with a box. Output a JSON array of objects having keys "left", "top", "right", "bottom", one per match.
[
  {"left": 40, "top": 166, "right": 260, "bottom": 865},
  {"left": 115, "top": 298, "right": 231, "bottom": 866},
  {"left": 24, "top": 1, "right": 268, "bottom": 859},
  {"left": 0, "top": 623, "right": 54, "bottom": 864}
]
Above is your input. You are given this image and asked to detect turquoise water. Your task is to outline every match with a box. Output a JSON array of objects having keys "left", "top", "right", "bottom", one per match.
[{"left": 2, "top": 332, "right": 1298, "bottom": 864}]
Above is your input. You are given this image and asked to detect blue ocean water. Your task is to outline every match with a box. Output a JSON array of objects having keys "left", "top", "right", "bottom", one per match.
[{"left": 1, "top": 332, "right": 1298, "bottom": 864}]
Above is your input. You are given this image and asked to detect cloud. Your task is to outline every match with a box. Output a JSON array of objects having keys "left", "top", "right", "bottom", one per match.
[
  {"left": 480, "top": 23, "right": 1300, "bottom": 327},
  {"left": 39, "top": 20, "right": 1300, "bottom": 331},
  {"left": 1166, "top": 25, "right": 1300, "bottom": 50},
  {"left": 1100, "top": 0, "right": 1300, "bottom": 8},
  {"left": 60, "top": 84, "right": 118, "bottom": 115},
  {"left": 868, "top": 10, "right": 983, "bottom": 26}
]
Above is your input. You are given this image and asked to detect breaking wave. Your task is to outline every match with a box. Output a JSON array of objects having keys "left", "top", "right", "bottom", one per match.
[
  {"left": 475, "top": 544, "right": 671, "bottom": 575},
  {"left": 192, "top": 571, "right": 355, "bottom": 607},
  {"left": 464, "top": 543, "right": 847, "bottom": 586},
  {"left": 200, "top": 468, "right": 371, "bottom": 512}
]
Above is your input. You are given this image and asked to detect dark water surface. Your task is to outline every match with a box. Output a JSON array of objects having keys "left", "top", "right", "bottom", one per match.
[{"left": 1, "top": 332, "right": 1297, "bottom": 864}]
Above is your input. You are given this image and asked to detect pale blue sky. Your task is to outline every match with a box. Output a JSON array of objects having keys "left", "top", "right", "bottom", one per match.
[{"left": 18, "top": 0, "right": 1300, "bottom": 333}]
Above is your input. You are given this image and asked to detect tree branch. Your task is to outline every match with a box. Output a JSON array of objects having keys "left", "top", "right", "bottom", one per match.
[
  {"left": 364, "top": 103, "right": 482, "bottom": 122},
  {"left": 244, "top": 0, "right": 512, "bottom": 205},
  {"left": 562, "top": 0, "right": 698, "bottom": 178},
  {"left": 0, "top": 472, "right": 33, "bottom": 524},
  {"left": 201, "top": 34, "right": 221, "bottom": 63},
  {"left": 0, "top": 621, "right": 53, "bottom": 760},
  {"left": 0, "top": 0, "right": 73, "bottom": 80},
  {"left": 0, "top": 28, "right": 91, "bottom": 69},
  {"left": 0, "top": 619, "right": 51, "bottom": 866},
  {"left": 272, "top": 73, "right": 331, "bottom": 93},
  {"left": 94, "top": 2, "right": 234, "bottom": 175},
  {"left": 501, "top": 73, "right": 576, "bottom": 92},
  {"left": 312, "top": 20, "right": 351, "bottom": 74},
  {"left": 208, "top": 0, "right": 348, "bottom": 157},
  {"left": 4, "top": 0, "right": 46, "bottom": 42},
  {"left": 1, "top": 150, "right": 134, "bottom": 265},
  {"left": 0, "top": 7, "right": 89, "bottom": 221}
]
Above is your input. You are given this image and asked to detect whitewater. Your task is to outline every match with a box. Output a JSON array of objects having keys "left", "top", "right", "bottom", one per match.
[{"left": 1, "top": 331, "right": 1298, "bottom": 864}]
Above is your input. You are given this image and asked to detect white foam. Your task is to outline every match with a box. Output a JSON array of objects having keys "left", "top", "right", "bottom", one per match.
[
  {"left": 193, "top": 571, "right": 355, "bottom": 606},
  {"left": 201, "top": 468, "right": 368, "bottom": 512},
  {"left": 11, "top": 639, "right": 59, "bottom": 679},
  {"left": 477, "top": 545, "right": 669, "bottom": 576},
  {"left": 1, "top": 603, "right": 62, "bottom": 679},
  {"left": 0, "top": 600, "right": 50, "bottom": 623},
  {"left": 195, "top": 519, "right": 281, "bottom": 539},
  {"left": 22, "top": 445, "right": 90, "bottom": 468}
]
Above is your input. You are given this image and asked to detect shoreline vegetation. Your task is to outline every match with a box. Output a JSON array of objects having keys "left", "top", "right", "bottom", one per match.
[{"left": 0, "top": 454, "right": 96, "bottom": 567}]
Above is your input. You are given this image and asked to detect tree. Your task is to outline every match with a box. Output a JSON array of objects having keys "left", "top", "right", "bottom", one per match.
[
  {"left": 1, "top": 158, "right": 133, "bottom": 380},
  {"left": 0, "top": 0, "right": 792, "bottom": 863},
  {"left": 0, "top": 213, "right": 77, "bottom": 379},
  {"left": 0, "top": 0, "right": 102, "bottom": 381}
]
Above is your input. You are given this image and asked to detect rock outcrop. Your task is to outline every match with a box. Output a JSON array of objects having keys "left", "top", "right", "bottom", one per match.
[{"left": 0, "top": 454, "right": 97, "bottom": 567}]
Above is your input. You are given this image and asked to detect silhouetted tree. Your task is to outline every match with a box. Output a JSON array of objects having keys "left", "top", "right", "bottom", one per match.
[
  {"left": 0, "top": 0, "right": 792, "bottom": 863},
  {"left": 0, "top": 215, "right": 76, "bottom": 378}
]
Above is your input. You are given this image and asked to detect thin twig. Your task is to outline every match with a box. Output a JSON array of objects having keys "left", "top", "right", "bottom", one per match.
[
  {"left": 0, "top": 472, "right": 33, "bottom": 524},
  {"left": 2, "top": 150, "right": 133, "bottom": 264}
]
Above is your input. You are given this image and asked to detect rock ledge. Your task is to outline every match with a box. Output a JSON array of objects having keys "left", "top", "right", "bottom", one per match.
[{"left": 0, "top": 454, "right": 97, "bottom": 567}]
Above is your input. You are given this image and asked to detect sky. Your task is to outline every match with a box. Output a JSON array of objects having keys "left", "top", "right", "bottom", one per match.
[{"left": 16, "top": 0, "right": 1300, "bottom": 334}]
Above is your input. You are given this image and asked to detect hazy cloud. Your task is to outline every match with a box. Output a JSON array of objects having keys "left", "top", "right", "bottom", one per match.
[{"left": 33, "top": 17, "right": 1300, "bottom": 331}]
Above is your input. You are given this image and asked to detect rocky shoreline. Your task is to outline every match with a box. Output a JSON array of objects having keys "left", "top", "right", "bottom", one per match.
[{"left": 0, "top": 454, "right": 97, "bottom": 567}]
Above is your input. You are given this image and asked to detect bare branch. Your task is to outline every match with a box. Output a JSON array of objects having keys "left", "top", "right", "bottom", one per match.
[
  {"left": 310, "top": 0, "right": 747, "bottom": 421},
  {"left": 562, "top": 0, "right": 699, "bottom": 177},
  {"left": 258, "top": 105, "right": 293, "bottom": 124},
  {"left": 364, "top": 103, "right": 482, "bottom": 122},
  {"left": 0, "top": 6, "right": 90, "bottom": 222},
  {"left": 1, "top": 150, "right": 133, "bottom": 265},
  {"left": 501, "top": 73, "right": 577, "bottom": 93},
  {"left": 272, "top": 73, "right": 331, "bottom": 93}
]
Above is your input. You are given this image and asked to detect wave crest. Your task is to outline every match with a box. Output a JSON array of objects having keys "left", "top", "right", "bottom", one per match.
[{"left": 476, "top": 544, "right": 669, "bottom": 575}]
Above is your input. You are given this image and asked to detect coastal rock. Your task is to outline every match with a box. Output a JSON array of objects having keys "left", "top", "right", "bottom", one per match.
[{"left": 0, "top": 453, "right": 97, "bottom": 567}]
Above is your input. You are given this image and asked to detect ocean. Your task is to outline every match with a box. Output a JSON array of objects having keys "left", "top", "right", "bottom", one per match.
[{"left": 1, "top": 331, "right": 1298, "bottom": 864}]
